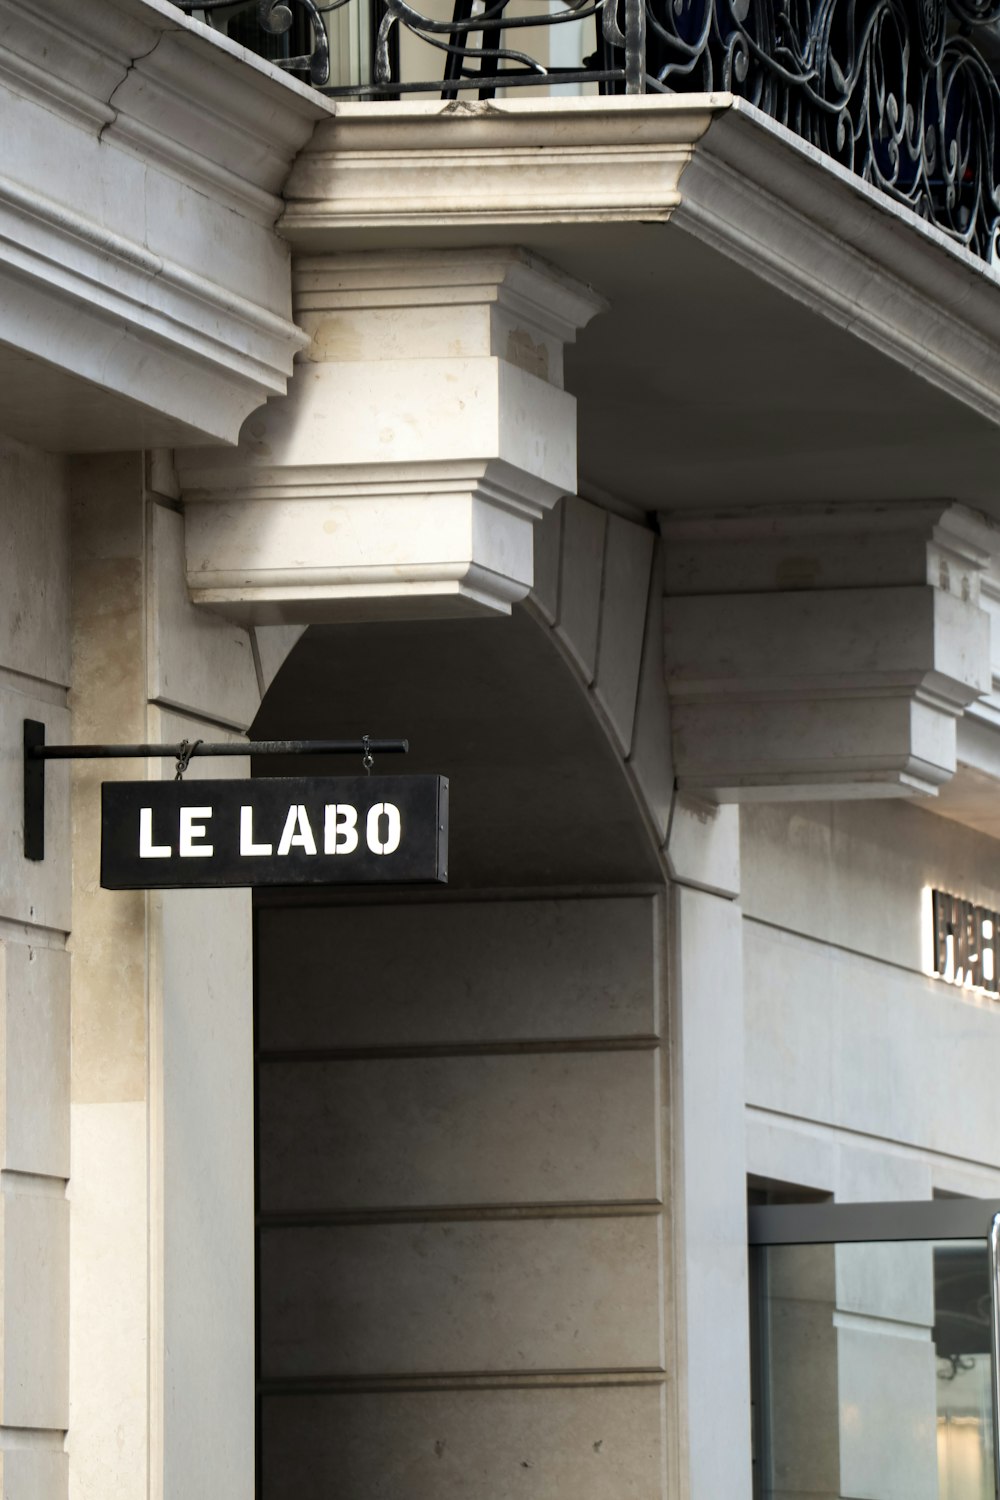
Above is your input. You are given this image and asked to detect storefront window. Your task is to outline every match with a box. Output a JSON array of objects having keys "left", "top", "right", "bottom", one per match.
[{"left": 750, "top": 1201, "right": 1000, "bottom": 1500}]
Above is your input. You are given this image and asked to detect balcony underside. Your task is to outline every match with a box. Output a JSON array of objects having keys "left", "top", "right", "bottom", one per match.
[
  {"left": 568, "top": 223, "right": 1000, "bottom": 516},
  {"left": 11, "top": 200, "right": 1000, "bottom": 503},
  {"left": 282, "top": 97, "right": 1000, "bottom": 520},
  {"left": 545, "top": 219, "right": 1000, "bottom": 516}
]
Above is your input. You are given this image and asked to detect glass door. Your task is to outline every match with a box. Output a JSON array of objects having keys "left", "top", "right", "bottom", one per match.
[{"left": 749, "top": 1200, "right": 1000, "bottom": 1500}]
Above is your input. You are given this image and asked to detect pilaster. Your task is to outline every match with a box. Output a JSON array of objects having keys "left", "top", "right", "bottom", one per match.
[
  {"left": 0, "top": 437, "right": 70, "bottom": 1500},
  {"left": 179, "top": 249, "right": 606, "bottom": 622},
  {"left": 66, "top": 455, "right": 296, "bottom": 1500},
  {"left": 670, "top": 883, "right": 752, "bottom": 1500},
  {"left": 661, "top": 502, "right": 995, "bottom": 802}
]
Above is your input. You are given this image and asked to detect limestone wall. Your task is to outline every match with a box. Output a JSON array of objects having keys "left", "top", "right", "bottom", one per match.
[
  {"left": 0, "top": 436, "right": 72, "bottom": 1497},
  {"left": 256, "top": 891, "right": 669, "bottom": 1498}
]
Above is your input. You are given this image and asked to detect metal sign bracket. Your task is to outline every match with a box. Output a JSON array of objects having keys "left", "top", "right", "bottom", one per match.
[{"left": 22, "top": 719, "right": 408, "bottom": 862}]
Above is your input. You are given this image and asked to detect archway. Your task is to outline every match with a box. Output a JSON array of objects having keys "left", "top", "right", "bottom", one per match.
[{"left": 251, "top": 604, "right": 669, "bottom": 1497}]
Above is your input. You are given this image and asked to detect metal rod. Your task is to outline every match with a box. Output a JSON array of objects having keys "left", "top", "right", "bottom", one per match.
[
  {"left": 991, "top": 1212, "right": 1000, "bottom": 1500},
  {"left": 749, "top": 1197, "right": 1000, "bottom": 1245},
  {"left": 22, "top": 719, "right": 409, "bottom": 863},
  {"left": 29, "top": 739, "right": 408, "bottom": 760},
  {"left": 623, "top": 0, "right": 645, "bottom": 95}
]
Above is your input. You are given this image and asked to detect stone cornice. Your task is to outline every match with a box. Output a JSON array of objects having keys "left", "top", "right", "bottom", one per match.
[
  {"left": 280, "top": 96, "right": 716, "bottom": 235},
  {"left": 0, "top": 0, "right": 332, "bottom": 447},
  {"left": 0, "top": 172, "right": 301, "bottom": 395}
]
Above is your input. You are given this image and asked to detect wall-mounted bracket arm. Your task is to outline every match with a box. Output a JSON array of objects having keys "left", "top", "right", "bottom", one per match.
[
  {"left": 23, "top": 718, "right": 46, "bottom": 862},
  {"left": 22, "top": 720, "right": 408, "bottom": 862}
]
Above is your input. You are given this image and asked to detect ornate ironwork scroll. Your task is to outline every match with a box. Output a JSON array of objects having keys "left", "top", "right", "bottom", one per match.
[
  {"left": 368, "top": 0, "right": 634, "bottom": 97},
  {"left": 175, "top": 0, "right": 333, "bottom": 85},
  {"left": 176, "top": 0, "right": 1000, "bottom": 262},
  {"left": 645, "top": 0, "right": 1000, "bottom": 260}
]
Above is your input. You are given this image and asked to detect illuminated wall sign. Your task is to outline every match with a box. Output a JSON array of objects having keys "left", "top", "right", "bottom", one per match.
[
  {"left": 101, "top": 776, "right": 448, "bottom": 889},
  {"left": 930, "top": 889, "right": 999, "bottom": 994}
]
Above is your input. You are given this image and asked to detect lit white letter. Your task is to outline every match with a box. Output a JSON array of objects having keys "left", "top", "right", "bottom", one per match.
[
  {"left": 366, "top": 802, "right": 401, "bottom": 856},
  {"left": 324, "top": 804, "right": 358, "bottom": 855},
  {"left": 139, "top": 808, "right": 171, "bottom": 859},
  {"left": 277, "top": 805, "right": 317, "bottom": 857},
  {"left": 179, "top": 806, "right": 214, "bottom": 858},
  {"left": 240, "top": 806, "right": 273, "bottom": 857}
]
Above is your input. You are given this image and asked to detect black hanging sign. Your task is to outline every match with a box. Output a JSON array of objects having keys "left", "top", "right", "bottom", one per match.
[{"left": 100, "top": 775, "right": 448, "bottom": 889}]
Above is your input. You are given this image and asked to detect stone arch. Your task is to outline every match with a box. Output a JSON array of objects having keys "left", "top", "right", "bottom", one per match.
[
  {"left": 247, "top": 495, "right": 678, "bottom": 878},
  {"left": 248, "top": 516, "right": 677, "bottom": 1498}
]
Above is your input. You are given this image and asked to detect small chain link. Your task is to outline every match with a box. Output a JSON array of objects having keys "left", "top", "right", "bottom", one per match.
[{"left": 174, "top": 739, "right": 203, "bottom": 781}]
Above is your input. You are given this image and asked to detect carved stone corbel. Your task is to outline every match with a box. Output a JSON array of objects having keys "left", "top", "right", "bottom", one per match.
[
  {"left": 660, "top": 502, "right": 995, "bottom": 801},
  {"left": 178, "top": 249, "right": 606, "bottom": 622}
]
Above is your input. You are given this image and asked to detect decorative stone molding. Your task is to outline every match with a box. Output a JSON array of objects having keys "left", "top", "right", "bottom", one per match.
[
  {"left": 280, "top": 97, "right": 1000, "bottom": 432},
  {"left": 660, "top": 503, "right": 996, "bottom": 801},
  {"left": 280, "top": 98, "right": 714, "bottom": 235},
  {"left": 0, "top": 0, "right": 329, "bottom": 449},
  {"left": 178, "top": 249, "right": 606, "bottom": 621}
]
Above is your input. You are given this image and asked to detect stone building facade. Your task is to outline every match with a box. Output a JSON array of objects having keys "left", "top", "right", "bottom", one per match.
[{"left": 4, "top": 2, "right": 1000, "bottom": 1496}]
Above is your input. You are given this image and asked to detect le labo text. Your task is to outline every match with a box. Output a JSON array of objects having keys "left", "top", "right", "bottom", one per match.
[
  {"left": 137, "top": 799, "right": 401, "bottom": 859},
  {"left": 100, "top": 776, "right": 448, "bottom": 888}
]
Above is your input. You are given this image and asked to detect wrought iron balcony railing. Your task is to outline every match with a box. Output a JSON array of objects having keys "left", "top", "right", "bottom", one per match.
[{"left": 179, "top": 0, "right": 1000, "bottom": 263}]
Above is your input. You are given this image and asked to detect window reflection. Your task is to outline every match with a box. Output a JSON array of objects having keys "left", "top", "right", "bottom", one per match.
[
  {"left": 752, "top": 1238, "right": 995, "bottom": 1500},
  {"left": 935, "top": 1244, "right": 994, "bottom": 1500}
]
